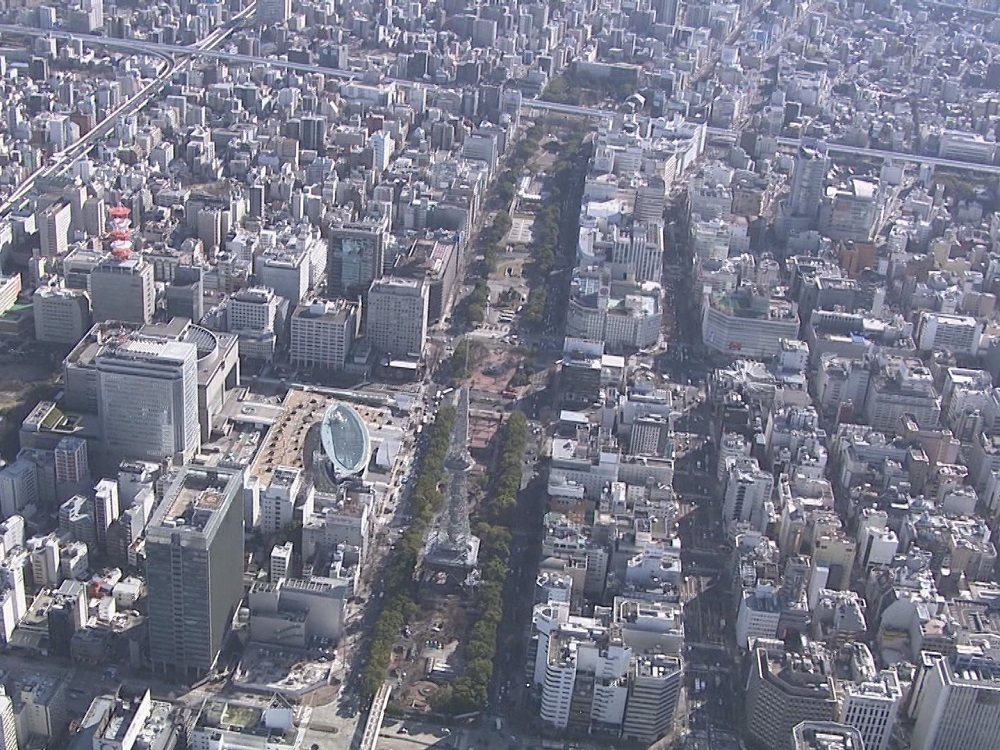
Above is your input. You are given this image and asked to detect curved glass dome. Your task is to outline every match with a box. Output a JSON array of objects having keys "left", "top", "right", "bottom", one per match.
[{"left": 320, "top": 403, "right": 370, "bottom": 479}]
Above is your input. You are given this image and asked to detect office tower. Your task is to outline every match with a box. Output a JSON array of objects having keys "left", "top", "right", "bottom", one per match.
[
  {"left": 299, "top": 115, "right": 327, "bottom": 151},
  {"left": 0, "top": 552, "right": 26, "bottom": 621},
  {"left": 290, "top": 298, "right": 361, "bottom": 370},
  {"left": 146, "top": 466, "right": 244, "bottom": 679},
  {"left": 327, "top": 223, "right": 386, "bottom": 297},
  {"left": 0, "top": 459, "right": 39, "bottom": 519},
  {"left": 365, "top": 277, "right": 428, "bottom": 357},
  {"left": 37, "top": 202, "right": 72, "bottom": 257},
  {"left": 841, "top": 670, "right": 902, "bottom": 750},
  {"left": 29, "top": 535, "right": 60, "bottom": 587},
  {"left": 0, "top": 687, "right": 16, "bottom": 750},
  {"left": 54, "top": 436, "right": 89, "bottom": 485},
  {"left": 93, "top": 479, "right": 119, "bottom": 552},
  {"left": 917, "top": 312, "right": 983, "bottom": 356},
  {"left": 621, "top": 654, "right": 683, "bottom": 745},
  {"left": 789, "top": 141, "right": 829, "bottom": 220},
  {"left": 32, "top": 286, "right": 92, "bottom": 344},
  {"left": 96, "top": 338, "right": 200, "bottom": 464},
  {"left": 792, "top": 722, "right": 866, "bottom": 750},
  {"left": 249, "top": 184, "right": 265, "bottom": 219},
  {"left": 89, "top": 255, "right": 155, "bottom": 324},
  {"left": 911, "top": 651, "right": 1000, "bottom": 750},
  {"left": 745, "top": 645, "right": 839, "bottom": 749},
  {"left": 256, "top": 0, "right": 290, "bottom": 25},
  {"left": 82, "top": 196, "right": 105, "bottom": 237},
  {"left": 611, "top": 222, "right": 665, "bottom": 283},
  {"left": 164, "top": 266, "right": 204, "bottom": 322},
  {"left": 197, "top": 208, "right": 223, "bottom": 251}
]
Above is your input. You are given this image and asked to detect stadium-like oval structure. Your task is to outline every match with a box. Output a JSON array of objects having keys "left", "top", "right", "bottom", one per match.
[{"left": 320, "top": 402, "right": 370, "bottom": 480}]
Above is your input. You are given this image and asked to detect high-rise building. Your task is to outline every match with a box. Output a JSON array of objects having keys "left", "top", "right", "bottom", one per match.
[
  {"left": 745, "top": 644, "right": 839, "bottom": 750},
  {"left": 789, "top": 141, "right": 829, "bottom": 221},
  {"left": 260, "top": 467, "right": 306, "bottom": 536},
  {"left": 89, "top": 255, "right": 155, "bottom": 324},
  {"left": 911, "top": 651, "right": 1000, "bottom": 750},
  {"left": 37, "top": 202, "right": 72, "bottom": 257},
  {"left": 96, "top": 338, "right": 200, "bottom": 464},
  {"left": 621, "top": 654, "right": 683, "bottom": 745},
  {"left": 328, "top": 222, "right": 386, "bottom": 297},
  {"left": 32, "top": 286, "right": 92, "bottom": 344},
  {"left": 255, "top": 0, "right": 290, "bottom": 25},
  {"left": 365, "top": 276, "right": 428, "bottom": 357},
  {"left": 164, "top": 266, "right": 204, "bottom": 323},
  {"left": 290, "top": 298, "right": 361, "bottom": 370},
  {"left": 146, "top": 466, "right": 244, "bottom": 679},
  {"left": 47, "top": 580, "right": 87, "bottom": 658}
]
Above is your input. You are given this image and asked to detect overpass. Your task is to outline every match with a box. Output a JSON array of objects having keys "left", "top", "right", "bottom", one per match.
[
  {"left": 358, "top": 681, "right": 392, "bottom": 750},
  {"left": 0, "top": 3, "right": 257, "bottom": 218}
]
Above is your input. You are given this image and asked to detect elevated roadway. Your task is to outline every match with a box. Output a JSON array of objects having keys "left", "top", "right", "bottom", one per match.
[{"left": 0, "top": 3, "right": 256, "bottom": 218}]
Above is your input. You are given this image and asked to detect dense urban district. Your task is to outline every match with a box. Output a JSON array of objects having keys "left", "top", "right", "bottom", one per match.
[{"left": 2, "top": 1, "right": 1000, "bottom": 750}]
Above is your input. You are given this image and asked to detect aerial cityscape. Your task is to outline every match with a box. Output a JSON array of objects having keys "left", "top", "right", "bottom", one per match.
[{"left": 0, "top": 0, "right": 999, "bottom": 749}]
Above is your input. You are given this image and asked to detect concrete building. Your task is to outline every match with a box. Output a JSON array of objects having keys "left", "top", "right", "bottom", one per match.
[
  {"left": 32, "top": 286, "right": 91, "bottom": 344},
  {"left": 723, "top": 457, "right": 775, "bottom": 530},
  {"left": 0, "top": 686, "right": 16, "bottom": 750},
  {"left": 702, "top": 287, "right": 800, "bottom": 359},
  {"left": 911, "top": 651, "right": 1000, "bottom": 750},
  {"left": 327, "top": 221, "right": 386, "bottom": 297},
  {"left": 289, "top": 298, "right": 361, "bottom": 370},
  {"left": 745, "top": 645, "right": 839, "bottom": 750},
  {"left": 37, "top": 201, "right": 72, "bottom": 257},
  {"left": 96, "top": 338, "right": 200, "bottom": 464},
  {"left": 146, "top": 466, "right": 244, "bottom": 679},
  {"left": 863, "top": 360, "right": 941, "bottom": 432},
  {"left": 917, "top": 313, "right": 983, "bottom": 356},
  {"left": 190, "top": 696, "right": 303, "bottom": 750},
  {"left": 365, "top": 276, "right": 428, "bottom": 357},
  {"left": 270, "top": 541, "right": 293, "bottom": 581},
  {"left": 247, "top": 575, "right": 349, "bottom": 647},
  {"left": 620, "top": 654, "right": 682, "bottom": 745},
  {"left": 0, "top": 460, "right": 39, "bottom": 519},
  {"left": 259, "top": 467, "right": 306, "bottom": 536},
  {"left": 566, "top": 268, "right": 662, "bottom": 352},
  {"left": 789, "top": 141, "right": 829, "bottom": 220},
  {"left": 840, "top": 670, "right": 902, "bottom": 750},
  {"left": 89, "top": 256, "right": 155, "bottom": 325},
  {"left": 792, "top": 722, "right": 866, "bottom": 750},
  {"left": 228, "top": 286, "right": 283, "bottom": 362},
  {"left": 54, "top": 436, "right": 88, "bottom": 485},
  {"left": 255, "top": 0, "right": 291, "bottom": 25}
]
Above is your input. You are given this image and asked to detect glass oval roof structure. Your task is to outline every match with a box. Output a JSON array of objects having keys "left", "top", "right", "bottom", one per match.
[{"left": 320, "top": 402, "right": 370, "bottom": 479}]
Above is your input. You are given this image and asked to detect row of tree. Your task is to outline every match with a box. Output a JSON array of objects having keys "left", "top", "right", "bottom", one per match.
[
  {"left": 521, "top": 128, "right": 590, "bottom": 329},
  {"left": 431, "top": 411, "right": 528, "bottom": 713},
  {"left": 362, "top": 405, "right": 457, "bottom": 698}
]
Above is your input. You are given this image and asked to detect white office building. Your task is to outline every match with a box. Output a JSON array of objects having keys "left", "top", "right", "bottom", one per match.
[
  {"left": 911, "top": 651, "right": 1000, "bottom": 750},
  {"left": 290, "top": 299, "right": 361, "bottom": 370},
  {"left": 366, "top": 277, "right": 428, "bottom": 357},
  {"left": 96, "top": 338, "right": 200, "bottom": 464},
  {"left": 917, "top": 312, "right": 983, "bottom": 356},
  {"left": 840, "top": 670, "right": 902, "bottom": 750},
  {"left": 0, "top": 460, "right": 39, "bottom": 519}
]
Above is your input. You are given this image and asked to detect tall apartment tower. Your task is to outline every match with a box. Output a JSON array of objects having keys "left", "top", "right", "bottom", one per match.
[
  {"left": 146, "top": 466, "right": 244, "bottom": 679},
  {"left": 365, "top": 276, "right": 428, "bottom": 357},
  {"left": 789, "top": 141, "right": 829, "bottom": 221},
  {"left": 256, "top": 0, "right": 290, "bottom": 25},
  {"left": 327, "top": 223, "right": 386, "bottom": 297},
  {"left": 89, "top": 256, "right": 155, "bottom": 324},
  {"left": 96, "top": 339, "right": 200, "bottom": 464}
]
